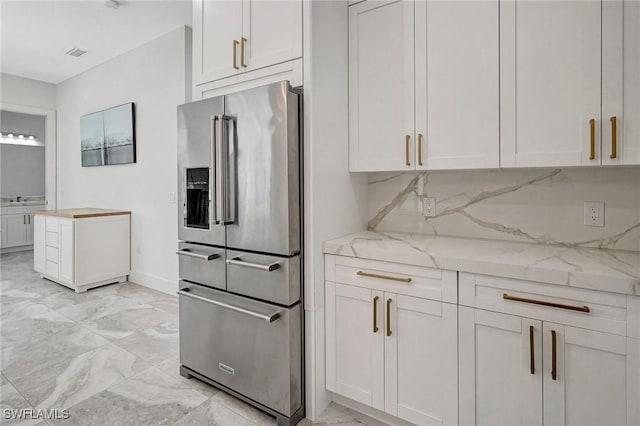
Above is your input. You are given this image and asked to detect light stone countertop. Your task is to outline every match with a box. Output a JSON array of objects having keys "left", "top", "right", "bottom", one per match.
[
  {"left": 323, "top": 231, "right": 640, "bottom": 296},
  {"left": 33, "top": 208, "right": 131, "bottom": 219}
]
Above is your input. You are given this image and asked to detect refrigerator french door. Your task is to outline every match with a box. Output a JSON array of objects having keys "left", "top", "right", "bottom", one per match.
[{"left": 176, "top": 81, "right": 303, "bottom": 426}]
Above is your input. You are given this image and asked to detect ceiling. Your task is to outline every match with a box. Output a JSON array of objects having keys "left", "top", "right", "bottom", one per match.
[{"left": 1, "top": 0, "right": 192, "bottom": 84}]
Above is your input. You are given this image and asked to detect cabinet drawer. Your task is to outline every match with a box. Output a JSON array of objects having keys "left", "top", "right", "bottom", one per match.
[
  {"left": 46, "top": 246, "right": 59, "bottom": 263},
  {"left": 459, "top": 272, "right": 627, "bottom": 336},
  {"left": 46, "top": 260, "right": 59, "bottom": 278},
  {"left": 46, "top": 231, "right": 59, "bottom": 248},
  {"left": 327, "top": 255, "right": 457, "bottom": 304},
  {"left": 45, "top": 217, "right": 59, "bottom": 233}
]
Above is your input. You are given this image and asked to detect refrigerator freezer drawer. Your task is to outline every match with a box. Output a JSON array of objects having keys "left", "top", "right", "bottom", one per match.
[
  {"left": 178, "top": 283, "right": 302, "bottom": 417},
  {"left": 177, "top": 242, "right": 226, "bottom": 290},
  {"left": 226, "top": 249, "right": 300, "bottom": 306}
]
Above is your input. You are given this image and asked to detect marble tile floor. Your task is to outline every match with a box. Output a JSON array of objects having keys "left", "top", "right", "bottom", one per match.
[{"left": 1, "top": 251, "right": 385, "bottom": 426}]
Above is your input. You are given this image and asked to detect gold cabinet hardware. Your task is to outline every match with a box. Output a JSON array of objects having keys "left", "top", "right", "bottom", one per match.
[
  {"left": 551, "top": 330, "right": 557, "bottom": 381},
  {"left": 405, "top": 135, "right": 411, "bottom": 166},
  {"left": 503, "top": 293, "right": 590, "bottom": 313},
  {"left": 240, "top": 37, "right": 248, "bottom": 68},
  {"left": 23, "top": 215, "right": 26, "bottom": 225},
  {"left": 28, "top": 215, "right": 30, "bottom": 225},
  {"left": 356, "top": 270, "right": 411, "bottom": 283},
  {"left": 589, "top": 118, "right": 596, "bottom": 160},
  {"left": 418, "top": 133, "right": 424, "bottom": 166},
  {"left": 372, "top": 296, "right": 379, "bottom": 333},
  {"left": 232, "top": 40, "right": 239, "bottom": 70},
  {"left": 386, "top": 298, "right": 392, "bottom": 336},
  {"left": 610, "top": 116, "right": 617, "bottom": 159},
  {"left": 529, "top": 325, "right": 535, "bottom": 375}
]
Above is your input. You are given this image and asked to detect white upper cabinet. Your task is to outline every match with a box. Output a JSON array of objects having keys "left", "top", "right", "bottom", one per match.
[
  {"left": 349, "top": 0, "right": 415, "bottom": 172},
  {"left": 602, "top": 0, "right": 640, "bottom": 165},
  {"left": 415, "top": 0, "right": 499, "bottom": 170},
  {"left": 500, "top": 0, "right": 602, "bottom": 167},
  {"left": 193, "top": 0, "right": 302, "bottom": 86},
  {"left": 241, "top": 0, "right": 302, "bottom": 73}
]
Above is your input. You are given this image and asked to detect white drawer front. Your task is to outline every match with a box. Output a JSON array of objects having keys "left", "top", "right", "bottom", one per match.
[
  {"left": 45, "top": 246, "right": 59, "bottom": 263},
  {"left": 46, "top": 260, "right": 59, "bottom": 279},
  {"left": 329, "top": 255, "right": 457, "bottom": 303},
  {"left": 459, "top": 272, "right": 627, "bottom": 336},
  {"left": 45, "top": 217, "right": 59, "bottom": 233},
  {"left": 628, "top": 296, "right": 640, "bottom": 339},
  {"left": 46, "top": 231, "right": 59, "bottom": 248}
]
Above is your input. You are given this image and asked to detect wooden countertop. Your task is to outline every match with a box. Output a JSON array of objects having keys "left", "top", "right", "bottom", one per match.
[{"left": 33, "top": 208, "right": 131, "bottom": 219}]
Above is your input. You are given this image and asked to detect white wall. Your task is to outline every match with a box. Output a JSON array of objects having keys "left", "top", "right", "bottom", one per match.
[
  {"left": 0, "top": 145, "right": 45, "bottom": 198},
  {"left": 56, "top": 27, "right": 191, "bottom": 294},
  {"left": 303, "top": 1, "right": 369, "bottom": 419},
  {"left": 1, "top": 73, "right": 56, "bottom": 110}
]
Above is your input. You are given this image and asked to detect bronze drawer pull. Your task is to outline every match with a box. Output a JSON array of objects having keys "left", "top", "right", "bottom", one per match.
[
  {"left": 529, "top": 325, "right": 535, "bottom": 375},
  {"left": 373, "top": 296, "right": 379, "bottom": 333},
  {"left": 551, "top": 329, "right": 557, "bottom": 380},
  {"left": 503, "top": 293, "right": 590, "bottom": 313},
  {"left": 356, "top": 270, "right": 411, "bottom": 283},
  {"left": 386, "top": 298, "right": 392, "bottom": 336}
]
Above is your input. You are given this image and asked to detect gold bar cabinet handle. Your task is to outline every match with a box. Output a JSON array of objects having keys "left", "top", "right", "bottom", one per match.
[
  {"left": 372, "top": 296, "right": 379, "bottom": 333},
  {"left": 386, "top": 298, "right": 392, "bottom": 337},
  {"left": 232, "top": 40, "right": 239, "bottom": 70},
  {"left": 503, "top": 293, "right": 590, "bottom": 313},
  {"left": 357, "top": 270, "right": 412, "bottom": 283},
  {"left": 551, "top": 330, "right": 557, "bottom": 381},
  {"left": 529, "top": 325, "right": 535, "bottom": 375},
  {"left": 589, "top": 118, "right": 596, "bottom": 160},
  {"left": 405, "top": 135, "right": 411, "bottom": 166},
  {"left": 23, "top": 215, "right": 26, "bottom": 225},
  {"left": 240, "top": 37, "right": 248, "bottom": 68},
  {"left": 610, "top": 116, "right": 617, "bottom": 159},
  {"left": 418, "top": 133, "right": 424, "bottom": 166}
]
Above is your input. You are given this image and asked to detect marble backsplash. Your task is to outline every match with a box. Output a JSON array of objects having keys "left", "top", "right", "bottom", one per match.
[{"left": 368, "top": 167, "right": 640, "bottom": 252}]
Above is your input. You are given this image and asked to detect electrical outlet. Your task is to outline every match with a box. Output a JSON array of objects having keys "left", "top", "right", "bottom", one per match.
[
  {"left": 422, "top": 197, "right": 436, "bottom": 217},
  {"left": 584, "top": 201, "right": 605, "bottom": 227},
  {"left": 168, "top": 192, "right": 176, "bottom": 204}
]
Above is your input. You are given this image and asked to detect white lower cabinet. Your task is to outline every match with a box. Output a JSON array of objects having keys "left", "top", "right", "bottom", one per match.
[
  {"left": 459, "top": 273, "right": 640, "bottom": 426},
  {"left": 543, "top": 323, "right": 629, "bottom": 426},
  {"left": 34, "top": 214, "right": 130, "bottom": 293},
  {"left": 458, "top": 307, "right": 542, "bottom": 426},
  {"left": 326, "top": 263, "right": 458, "bottom": 425}
]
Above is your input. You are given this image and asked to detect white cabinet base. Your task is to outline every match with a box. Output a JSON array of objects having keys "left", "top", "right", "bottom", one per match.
[
  {"left": 34, "top": 214, "right": 131, "bottom": 293},
  {"left": 40, "top": 274, "right": 127, "bottom": 294}
]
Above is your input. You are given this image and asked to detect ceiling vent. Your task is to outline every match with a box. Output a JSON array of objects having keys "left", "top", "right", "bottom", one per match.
[{"left": 65, "top": 48, "right": 87, "bottom": 58}]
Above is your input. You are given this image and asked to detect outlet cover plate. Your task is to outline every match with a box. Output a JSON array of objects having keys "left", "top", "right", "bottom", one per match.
[
  {"left": 423, "top": 197, "right": 436, "bottom": 217},
  {"left": 584, "top": 201, "right": 605, "bottom": 227}
]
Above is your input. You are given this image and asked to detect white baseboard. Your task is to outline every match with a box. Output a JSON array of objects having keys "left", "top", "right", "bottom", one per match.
[
  {"left": 333, "top": 394, "right": 414, "bottom": 426},
  {"left": 128, "top": 270, "right": 176, "bottom": 296},
  {"left": 1, "top": 245, "right": 32, "bottom": 254}
]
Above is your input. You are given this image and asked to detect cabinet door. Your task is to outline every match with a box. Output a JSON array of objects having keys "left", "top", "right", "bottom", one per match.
[
  {"left": 33, "top": 215, "right": 45, "bottom": 273},
  {"left": 241, "top": 0, "right": 302, "bottom": 72},
  {"left": 385, "top": 293, "right": 458, "bottom": 425},
  {"left": 2, "top": 214, "right": 28, "bottom": 248},
  {"left": 349, "top": 0, "right": 414, "bottom": 171},
  {"left": 193, "top": 0, "right": 242, "bottom": 84},
  {"left": 500, "top": 0, "right": 602, "bottom": 167},
  {"left": 543, "top": 323, "right": 629, "bottom": 426},
  {"left": 58, "top": 219, "right": 74, "bottom": 285},
  {"left": 602, "top": 0, "right": 640, "bottom": 165},
  {"left": 415, "top": 0, "right": 499, "bottom": 170},
  {"left": 326, "top": 282, "right": 384, "bottom": 410},
  {"left": 26, "top": 214, "right": 34, "bottom": 245},
  {"left": 459, "top": 307, "right": 542, "bottom": 426}
]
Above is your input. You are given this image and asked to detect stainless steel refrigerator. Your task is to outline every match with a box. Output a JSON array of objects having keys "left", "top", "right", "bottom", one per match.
[{"left": 176, "top": 81, "right": 303, "bottom": 426}]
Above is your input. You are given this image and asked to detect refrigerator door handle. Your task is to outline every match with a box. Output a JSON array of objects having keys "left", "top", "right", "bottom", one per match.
[
  {"left": 226, "top": 257, "right": 280, "bottom": 272},
  {"left": 214, "top": 114, "right": 235, "bottom": 225},
  {"left": 210, "top": 115, "right": 218, "bottom": 225},
  {"left": 176, "top": 249, "right": 220, "bottom": 261},
  {"left": 177, "top": 288, "right": 281, "bottom": 323}
]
